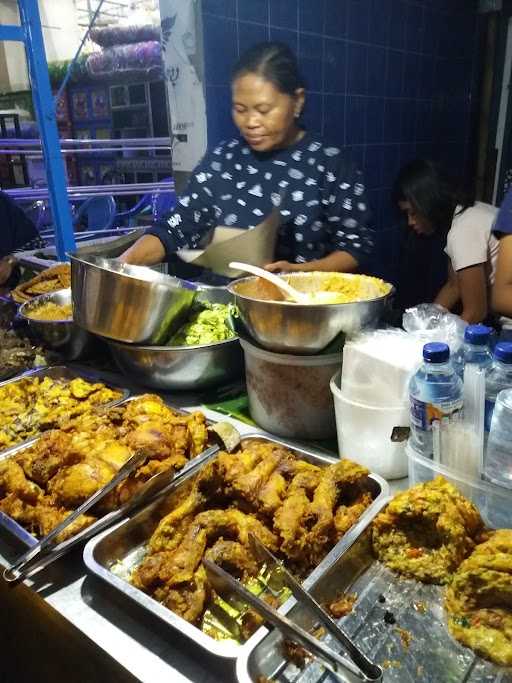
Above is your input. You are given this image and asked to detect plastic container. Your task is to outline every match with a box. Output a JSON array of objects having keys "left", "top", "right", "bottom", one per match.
[
  {"left": 240, "top": 338, "right": 339, "bottom": 440},
  {"left": 331, "top": 371, "right": 408, "bottom": 480},
  {"left": 406, "top": 441, "right": 512, "bottom": 529},
  {"left": 453, "top": 324, "right": 493, "bottom": 378},
  {"left": 484, "top": 341, "right": 512, "bottom": 432},
  {"left": 484, "top": 388, "right": 512, "bottom": 489},
  {"left": 409, "top": 342, "right": 463, "bottom": 458}
]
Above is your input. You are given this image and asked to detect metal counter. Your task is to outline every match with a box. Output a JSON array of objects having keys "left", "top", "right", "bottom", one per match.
[{"left": 0, "top": 372, "right": 409, "bottom": 683}]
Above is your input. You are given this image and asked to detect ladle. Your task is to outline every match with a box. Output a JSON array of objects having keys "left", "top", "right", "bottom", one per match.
[{"left": 229, "top": 261, "right": 342, "bottom": 304}]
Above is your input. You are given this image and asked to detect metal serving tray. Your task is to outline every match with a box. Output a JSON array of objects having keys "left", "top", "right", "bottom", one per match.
[
  {"left": 0, "top": 364, "right": 130, "bottom": 454},
  {"left": 83, "top": 434, "right": 389, "bottom": 660},
  {"left": 237, "top": 503, "right": 512, "bottom": 683},
  {"left": 0, "top": 395, "right": 212, "bottom": 552}
]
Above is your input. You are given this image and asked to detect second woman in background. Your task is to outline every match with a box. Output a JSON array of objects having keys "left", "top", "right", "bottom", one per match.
[{"left": 394, "top": 159, "right": 498, "bottom": 324}]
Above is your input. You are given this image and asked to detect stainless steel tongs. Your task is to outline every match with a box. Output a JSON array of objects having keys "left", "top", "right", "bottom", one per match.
[{"left": 203, "top": 534, "right": 382, "bottom": 683}]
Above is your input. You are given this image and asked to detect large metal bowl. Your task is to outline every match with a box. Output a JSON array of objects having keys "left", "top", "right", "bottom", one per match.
[
  {"left": 70, "top": 255, "right": 196, "bottom": 344},
  {"left": 18, "top": 288, "right": 95, "bottom": 360},
  {"left": 228, "top": 272, "right": 394, "bottom": 354},
  {"left": 106, "top": 286, "right": 243, "bottom": 390}
]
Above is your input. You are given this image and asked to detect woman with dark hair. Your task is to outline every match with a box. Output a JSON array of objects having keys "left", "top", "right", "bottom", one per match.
[
  {"left": 121, "top": 42, "right": 374, "bottom": 276},
  {"left": 394, "top": 159, "right": 498, "bottom": 323}
]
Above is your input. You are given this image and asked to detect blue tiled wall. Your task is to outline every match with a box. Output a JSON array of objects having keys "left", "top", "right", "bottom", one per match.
[{"left": 201, "top": 0, "right": 479, "bottom": 276}]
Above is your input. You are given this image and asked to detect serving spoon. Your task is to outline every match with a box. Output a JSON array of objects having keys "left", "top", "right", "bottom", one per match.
[{"left": 229, "top": 261, "right": 342, "bottom": 304}]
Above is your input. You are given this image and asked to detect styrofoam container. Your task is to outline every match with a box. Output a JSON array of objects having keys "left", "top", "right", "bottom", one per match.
[
  {"left": 331, "top": 370, "right": 409, "bottom": 479},
  {"left": 240, "top": 338, "right": 339, "bottom": 439},
  {"left": 341, "top": 331, "right": 422, "bottom": 406},
  {"left": 406, "top": 441, "right": 512, "bottom": 529}
]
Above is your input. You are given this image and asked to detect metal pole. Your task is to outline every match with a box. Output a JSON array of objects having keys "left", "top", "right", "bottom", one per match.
[{"left": 17, "top": 0, "right": 75, "bottom": 259}]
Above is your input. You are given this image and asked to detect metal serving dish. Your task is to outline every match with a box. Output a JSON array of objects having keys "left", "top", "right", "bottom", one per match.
[
  {"left": 106, "top": 286, "right": 243, "bottom": 390},
  {"left": 228, "top": 272, "right": 394, "bottom": 354},
  {"left": 0, "top": 364, "right": 129, "bottom": 458},
  {"left": 0, "top": 395, "right": 212, "bottom": 552},
  {"left": 70, "top": 255, "right": 196, "bottom": 345},
  {"left": 19, "top": 288, "right": 95, "bottom": 360},
  {"left": 83, "top": 434, "right": 388, "bottom": 660},
  {"left": 237, "top": 505, "right": 512, "bottom": 683}
]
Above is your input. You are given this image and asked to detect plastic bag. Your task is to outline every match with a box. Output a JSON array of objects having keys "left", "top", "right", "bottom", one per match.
[
  {"left": 90, "top": 25, "right": 160, "bottom": 48},
  {"left": 402, "top": 303, "right": 466, "bottom": 355},
  {"left": 86, "top": 41, "right": 163, "bottom": 81}
]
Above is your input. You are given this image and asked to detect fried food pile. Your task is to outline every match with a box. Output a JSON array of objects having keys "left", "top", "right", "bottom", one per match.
[
  {"left": 445, "top": 529, "right": 512, "bottom": 666},
  {"left": 26, "top": 301, "right": 72, "bottom": 321},
  {"left": 131, "top": 443, "right": 373, "bottom": 634},
  {"left": 0, "top": 395, "right": 208, "bottom": 541},
  {"left": 372, "top": 477, "right": 484, "bottom": 584},
  {"left": 0, "top": 375, "right": 124, "bottom": 450},
  {"left": 11, "top": 264, "right": 71, "bottom": 304}
]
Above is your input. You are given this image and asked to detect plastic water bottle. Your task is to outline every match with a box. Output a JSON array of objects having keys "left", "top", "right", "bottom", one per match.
[
  {"left": 484, "top": 388, "right": 512, "bottom": 488},
  {"left": 484, "top": 342, "right": 512, "bottom": 433},
  {"left": 409, "top": 342, "right": 463, "bottom": 457},
  {"left": 453, "top": 324, "right": 493, "bottom": 378}
]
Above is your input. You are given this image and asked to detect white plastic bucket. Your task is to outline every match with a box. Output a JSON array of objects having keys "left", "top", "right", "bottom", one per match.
[
  {"left": 331, "top": 370, "right": 409, "bottom": 479},
  {"left": 240, "top": 338, "right": 340, "bottom": 439}
]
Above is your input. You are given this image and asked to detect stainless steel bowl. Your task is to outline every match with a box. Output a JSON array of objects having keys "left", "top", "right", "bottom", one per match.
[
  {"left": 19, "top": 288, "right": 94, "bottom": 360},
  {"left": 70, "top": 255, "right": 196, "bottom": 344},
  {"left": 228, "top": 272, "right": 394, "bottom": 354},
  {"left": 106, "top": 286, "right": 243, "bottom": 390}
]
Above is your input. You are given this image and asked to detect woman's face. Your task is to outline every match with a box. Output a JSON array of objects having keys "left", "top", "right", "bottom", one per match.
[
  {"left": 231, "top": 73, "right": 304, "bottom": 152},
  {"left": 398, "top": 200, "right": 434, "bottom": 236}
]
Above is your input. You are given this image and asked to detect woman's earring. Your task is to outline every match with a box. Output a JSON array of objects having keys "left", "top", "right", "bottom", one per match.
[{"left": 295, "top": 111, "right": 301, "bottom": 119}]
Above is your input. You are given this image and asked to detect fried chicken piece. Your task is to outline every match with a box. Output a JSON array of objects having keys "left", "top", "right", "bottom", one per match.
[
  {"left": 16, "top": 430, "right": 82, "bottom": 487},
  {"left": 231, "top": 448, "right": 285, "bottom": 507},
  {"left": 159, "top": 565, "right": 210, "bottom": 623},
  {"left": 258, "top": 471, "right": 287, "bottom": 515},
  {"left": 48, "top": 458, "right": 117, "bottom": 508},
  {"left": 445, "top": 530, "right": 512, "bottom": 666},
  {"left": 204, "top": 539, "right": 259, "bottom": 578},
  {"left": 372, "top": 477, "right": 484, "bottom": 584},
  {"left": 334, "top": 492, "right": 373, "bottom": 539},
  {"left": 0, "top": 460, "right": 42, "bottom": 503},
  {"left": 149, "top": 488, "right": 206, "bottom": 552}
]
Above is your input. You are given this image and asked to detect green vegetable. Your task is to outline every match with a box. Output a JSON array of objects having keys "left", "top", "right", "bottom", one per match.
[{"left": 168, "top": 301, "right": 236, "bottom": 346}]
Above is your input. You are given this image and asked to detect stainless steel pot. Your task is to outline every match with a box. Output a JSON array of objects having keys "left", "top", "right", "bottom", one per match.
[
  {"left": 18, "top": 288, "right": 94, "bottom": 360},
  {"left": 70, "top": 255, "right": 196, "bottom": 344},
  {"left": 228, "top": 272, "right": 394, "bottom": 354}
]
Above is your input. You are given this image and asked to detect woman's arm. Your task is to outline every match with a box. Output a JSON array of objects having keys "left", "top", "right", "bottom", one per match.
[
  {"left": 492, "top": 234, "right": 512, "bottom": 317},
  {"left": 265, "top": 250, "right": 358, "bottom": 273},
  {"left": 434, "top": 262, "right": 460, "bottom": 310},
  {"left": 118, "top": 234, "right": 166, "bottom": 265},
  {"left": 436, "top": 262, "right": 487, "bottom": 323}
]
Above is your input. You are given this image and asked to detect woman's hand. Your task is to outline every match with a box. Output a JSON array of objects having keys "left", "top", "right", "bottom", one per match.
[
  {"left": 264, "top": 260, "right": 304, "bottom": 273},
  {"left": 0, "top": 256, "right": 15, "bottom": 286}
]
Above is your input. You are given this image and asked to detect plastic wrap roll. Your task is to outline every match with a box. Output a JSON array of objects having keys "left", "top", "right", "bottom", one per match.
[{"left": 90, "top": 24, "right": 160, "bottom": 48}]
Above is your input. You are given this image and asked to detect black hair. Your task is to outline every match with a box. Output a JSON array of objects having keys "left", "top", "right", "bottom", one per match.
[
  {"left": 231, "top": 42, "right": 304, "bottom": 96},
  {"left": 392, "top": 159, "right": 473, "bottom": 237}
]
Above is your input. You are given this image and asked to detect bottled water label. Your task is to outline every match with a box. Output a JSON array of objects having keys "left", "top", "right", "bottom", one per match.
[
  {"left": 484, "top": 398, "right": 495, "bottom": 433},
  {"left": 410, "top": 396, "right": 463, "bottom": 431}
]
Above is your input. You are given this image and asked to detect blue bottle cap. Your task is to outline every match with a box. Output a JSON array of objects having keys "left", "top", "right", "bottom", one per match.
[
  {"left": 423, "top": 342, "right": 450, "bottom": 363},
  {"left": 464, "top": 324, "right": 492, "bottom": 345},
  {"left": 494, "top": 342, "right": 512, "bottom": 363}
]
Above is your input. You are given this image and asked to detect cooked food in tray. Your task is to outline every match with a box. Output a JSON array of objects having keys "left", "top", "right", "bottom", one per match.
[
  {"left": 0, "top": 374, "right": 124, "bottom": 450},
  {"left": 25, "top": 301, "right": 73, "bottom": 321},
  {"left": 372, "top": 477, "right": 484, "bottom": 584},
  {"left": 0, "top": 395, "right": 208, "bottom": 541},
  {"left": 130, "top": 442, "right": 374, "bottom": 641},
  {"left": 445, "top": 529, "right": 512, "bottom": 667},
  {"left": 0, "top": 329, "right": 49, "bottom": 378},
  {"left": 11, "top": 264, "right": 71, "bottom": 304},
  {"left": 370, "top": 476, "right": 512, "bottom": 669}
]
